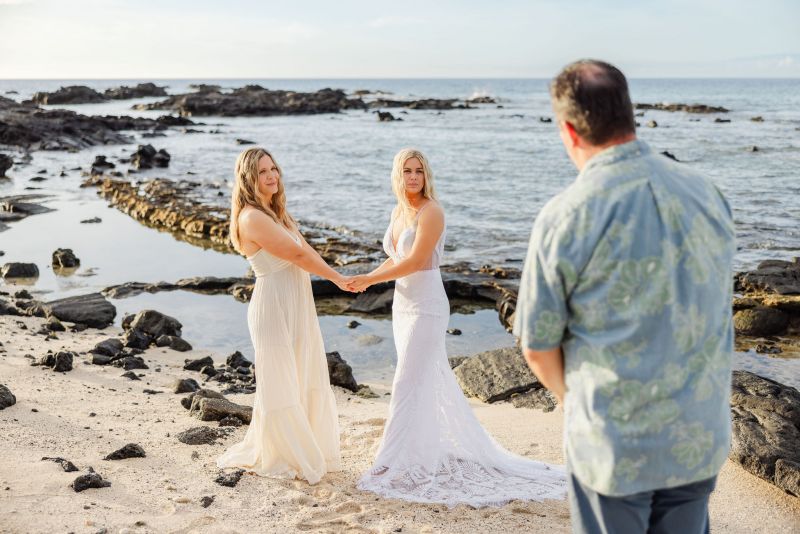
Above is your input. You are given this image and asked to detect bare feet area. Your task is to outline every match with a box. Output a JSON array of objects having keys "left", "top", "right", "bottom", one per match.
[{"left": 0, "top": 314, "right": 797, "bottom": 534}]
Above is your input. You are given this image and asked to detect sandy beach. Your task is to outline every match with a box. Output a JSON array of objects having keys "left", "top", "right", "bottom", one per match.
[{"left": 1, "top": 312, "right": 798, "bottom": 534}]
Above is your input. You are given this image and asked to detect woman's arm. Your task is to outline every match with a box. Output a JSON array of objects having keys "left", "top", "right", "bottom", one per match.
[
  {"left": 241, "top": 210, "right": 349, "bottom": 288},
  {"left": 349, "top": 203, "right": 444, "bottom": 291},
  {"left": 368, "top": 257, "right": 395, "bottom": 278}
]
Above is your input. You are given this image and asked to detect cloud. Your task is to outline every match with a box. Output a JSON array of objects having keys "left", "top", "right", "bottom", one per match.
[{"left": 0, "top": 0, "right": 32, "bottom": 4}]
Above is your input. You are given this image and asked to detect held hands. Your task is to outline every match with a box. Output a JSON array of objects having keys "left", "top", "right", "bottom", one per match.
[
  {"left": 333, "top": 275, "right": 353, "bottom": 293},
  {"left": 347, "top": 274, "right": 372, "bottom": 293},
  {"left": 333, "top": 273, "right": 373, "bottom": 293}
]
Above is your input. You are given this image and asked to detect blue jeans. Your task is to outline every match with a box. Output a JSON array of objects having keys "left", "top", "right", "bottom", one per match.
[{"left": 568, "top": 473, "right": 717, "bottom": 534}]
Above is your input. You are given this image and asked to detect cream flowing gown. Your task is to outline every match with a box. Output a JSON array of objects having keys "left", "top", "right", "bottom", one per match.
[
  {"left": 217, "top": 230, "right": 341, "bottom": 484},
  {"left": 357, "top": 206, "right": 567, "bottom": 506}
]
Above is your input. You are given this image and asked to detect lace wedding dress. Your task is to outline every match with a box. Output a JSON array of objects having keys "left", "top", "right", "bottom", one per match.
[
  {"left": 217, "top": 229, "right": 341, "bottom": 484},
  {"left": 357, "top": 206, "right": 566, "bottom": 506}
]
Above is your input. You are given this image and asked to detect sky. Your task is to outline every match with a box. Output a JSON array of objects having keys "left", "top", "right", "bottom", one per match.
[{"left": 0, "top": 0, "right": 798, "bottom": 79}]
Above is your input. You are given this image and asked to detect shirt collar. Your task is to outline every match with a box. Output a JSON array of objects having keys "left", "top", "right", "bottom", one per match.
[{"left": 577, "top": 139, "right": 651, "bottom": 181}]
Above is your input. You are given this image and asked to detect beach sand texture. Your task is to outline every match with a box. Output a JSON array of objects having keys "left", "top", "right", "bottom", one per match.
[{"left": 0, "top": 314, "right": 798, "bottom": 533}]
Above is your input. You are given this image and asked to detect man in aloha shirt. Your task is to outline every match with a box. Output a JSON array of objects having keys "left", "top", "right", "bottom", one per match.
[{"left": 514, "top": 59, "right": 736, "bottom": 533}]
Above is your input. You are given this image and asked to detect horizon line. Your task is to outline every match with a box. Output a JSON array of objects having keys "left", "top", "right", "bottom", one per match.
[{"left": 2, "top": 76, "right": 800, "bottom": 81}]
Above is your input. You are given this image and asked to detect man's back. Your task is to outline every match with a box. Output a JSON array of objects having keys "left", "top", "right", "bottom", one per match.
[{"left": 515, "top": 139, "right": 736, "bottom": 496}]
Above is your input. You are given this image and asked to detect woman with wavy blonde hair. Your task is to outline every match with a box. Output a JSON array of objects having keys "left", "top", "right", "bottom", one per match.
[
  {"left": 351, "top": 148, "right": 566, "bottom": 506},
  {"left": 217, "top": 147, "right": 349, "bottom": 485}
]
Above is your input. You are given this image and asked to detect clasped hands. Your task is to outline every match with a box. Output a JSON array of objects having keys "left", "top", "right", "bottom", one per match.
[{"left": 334, "top": 274, "right": 372, "bottom": 293}]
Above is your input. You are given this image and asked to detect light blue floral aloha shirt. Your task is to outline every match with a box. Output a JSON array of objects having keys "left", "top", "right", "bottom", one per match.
[{"left": 513, "top": 140, "right": 736, "bottom": 496}]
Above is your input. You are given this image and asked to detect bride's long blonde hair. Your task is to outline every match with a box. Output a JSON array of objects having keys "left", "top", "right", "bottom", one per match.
[
  {"left": 391, "top": 148, "right": 437, "bottom": 225},
  {"left": 230, "top": 147, "right": 296, "bottom": 254}
]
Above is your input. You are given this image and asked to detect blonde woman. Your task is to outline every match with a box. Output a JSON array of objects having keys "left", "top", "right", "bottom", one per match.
[
  {"left": 351, "top": 149, "right": 566, "bottom": 506},
  {"left": 217, "top": 147, "right": 346, "bottom": 484}
]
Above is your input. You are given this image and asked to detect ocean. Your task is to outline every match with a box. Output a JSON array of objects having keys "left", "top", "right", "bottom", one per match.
[{"left": 1, "top": 78, "right": 799, "bottom": 386}]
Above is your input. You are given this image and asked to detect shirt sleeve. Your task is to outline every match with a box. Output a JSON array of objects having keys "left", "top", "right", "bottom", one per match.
[{"left": 513, "top": 213, "right": 574, "bottom": 351}]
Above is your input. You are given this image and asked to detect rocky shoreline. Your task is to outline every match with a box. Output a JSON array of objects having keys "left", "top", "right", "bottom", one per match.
[
  {"left": 0, "top": 96, "right": 195, "bottom": 151},
  {"left": 28, "top": 83, "right": 168, "bottom": 105}
]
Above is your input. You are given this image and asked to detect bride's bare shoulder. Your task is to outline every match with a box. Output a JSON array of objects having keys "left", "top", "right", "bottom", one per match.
[
  {"left": 239, "top": 206, "right": 269, "bottom": 225},
  {"left": 421, "top": 200, "right": 445, "bottom": 220}
]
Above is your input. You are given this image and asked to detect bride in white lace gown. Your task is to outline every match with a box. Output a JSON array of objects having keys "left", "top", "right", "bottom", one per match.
[
  {"left": 349, "top": 149, "right": 566, "bottom": 507},
  {"left": 217, "top": 147, "right": 348, "bottom": 485}
]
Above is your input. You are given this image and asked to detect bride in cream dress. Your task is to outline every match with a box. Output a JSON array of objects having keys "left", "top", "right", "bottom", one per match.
[{"left": 217, "top": 147, "right": 348, "bottom": 484}]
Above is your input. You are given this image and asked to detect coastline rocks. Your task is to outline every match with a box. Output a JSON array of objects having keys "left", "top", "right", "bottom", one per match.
[
  {"left": 733, "top": 307, "right": 790, "bottom": 336},
  {"left": 155, "top": 334, "right": 192, "bottom": 352},
  {"left": 50, "top": 351, "right": 75, "bottom": 372},
  {"left": 453, "top": 346, "right": 541, "bottom": 403},
  {"left": 130, "top": 144, "right": 171, "bottom": 169},
  {"left": 137, "top": 86, "right": 366, "bottom": 117},
  {"left": 0, "top": 96, "right": 195, "bottom": 151},
  {"left": 189, "top": 84, "right": 222, "bottom": 93},
  {"left": 46, "top": 293, "right": 115, "bottom": 328},
  {"left": 176, "top": 426, "right": 225, "bottom": 445},
  {"left": 114, "top": 356, "right": 148, "bottom": 371},
  {"left": 42, "top": 456, "right": 79, "bottom": 472},
  {"left": 70, "top": 471, "right": 111, "bottom": 492},
  {"left": 0, "top": 384, "right": 16, "bottom": 410},
  {"left": 190, "top": 396, "right": 252, "bottom": 424},
  {"left": 29, "top": 85, "right": 106, "bottom": 105},
  {"left": 326, "top": 351, "right": 358, "bottom": 392},
  {"left": 46, "top": 316, "right": 65, "bottom": 332},
  {"left": 90, "top": 155, "right": 115, "bottom": 175},
  {"left": 184, "top": 356, "right": 214, "bottom": 371},
  {"left": 173, "top": 378, "right": 200, "bottom": 394},
  {"left": 104, "top": 443, "right": 146, "bottom": 460},
  {"left": 122, "top": 328, "right": 152, "bottom": 350},
  {"left": 1, "top": 195, "right": 55, "bottom": 228},
  {"left": 226, "top": 351, "right": 251, "bottom": 369},
  {"left": 509, "top": 388, "right": 558, "bottom": 412},
  {"left": 52, "top": 248, "right": 80, "bottom": 268},
  {"left": 1, "top": 262, "right": 39, "bottom": 279},
  {"left": 346, "top": 288, "right": 394, "bottom": 313},
  {"left": 730, "top": 371, "right": 800, "bottom": 496},
  {"left": 214, "top": 469, "right": 244, "bottom": 487},
  {"left": 129, "top": 309, "right": 182, "bottom": 338},
  {"left": 0, "top": 153, "right": 12, "bottom": 177},
  {"left": 0, "top": 299, "right": 22, "bottom": 316},
  {"left": 737, "top": 259, "right": 800, "bottom": 295},
  {"left": 377, "top": 111, "right": 401, "bottom": 122},
  {"left": 466, "top": 96, "right": 496, "bottom": 104},
  {"left": 90, "top": 338, "right": 124, "bottom": 358},
  {"left": 634, "top": 102, "right": 730, "bottom": 114},
  {"left": 368, "top": 98, "right": 464, "bottom": 110},
  {"left": 104, "top": 83, "right": 167, "bottom": 100},
  {"left": 28, "top": 83, "right": 167, "bottom": 104},
  {"left": 181, "top": 388, "right": 226, "bottom": 410}
]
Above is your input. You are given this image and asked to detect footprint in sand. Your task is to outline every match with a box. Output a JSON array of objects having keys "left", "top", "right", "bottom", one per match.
[
  {"left": 294, "top": 501, "right": 373, "bottom": 532},
  {"left": 313, "top": 484, "right": 335, "bottom": 501},
  {"left": 362, "top": 417, "right": 386, "bottom": 427},
  {"left": 334, "top": 501, "right": 364, "bottom": 514}
]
